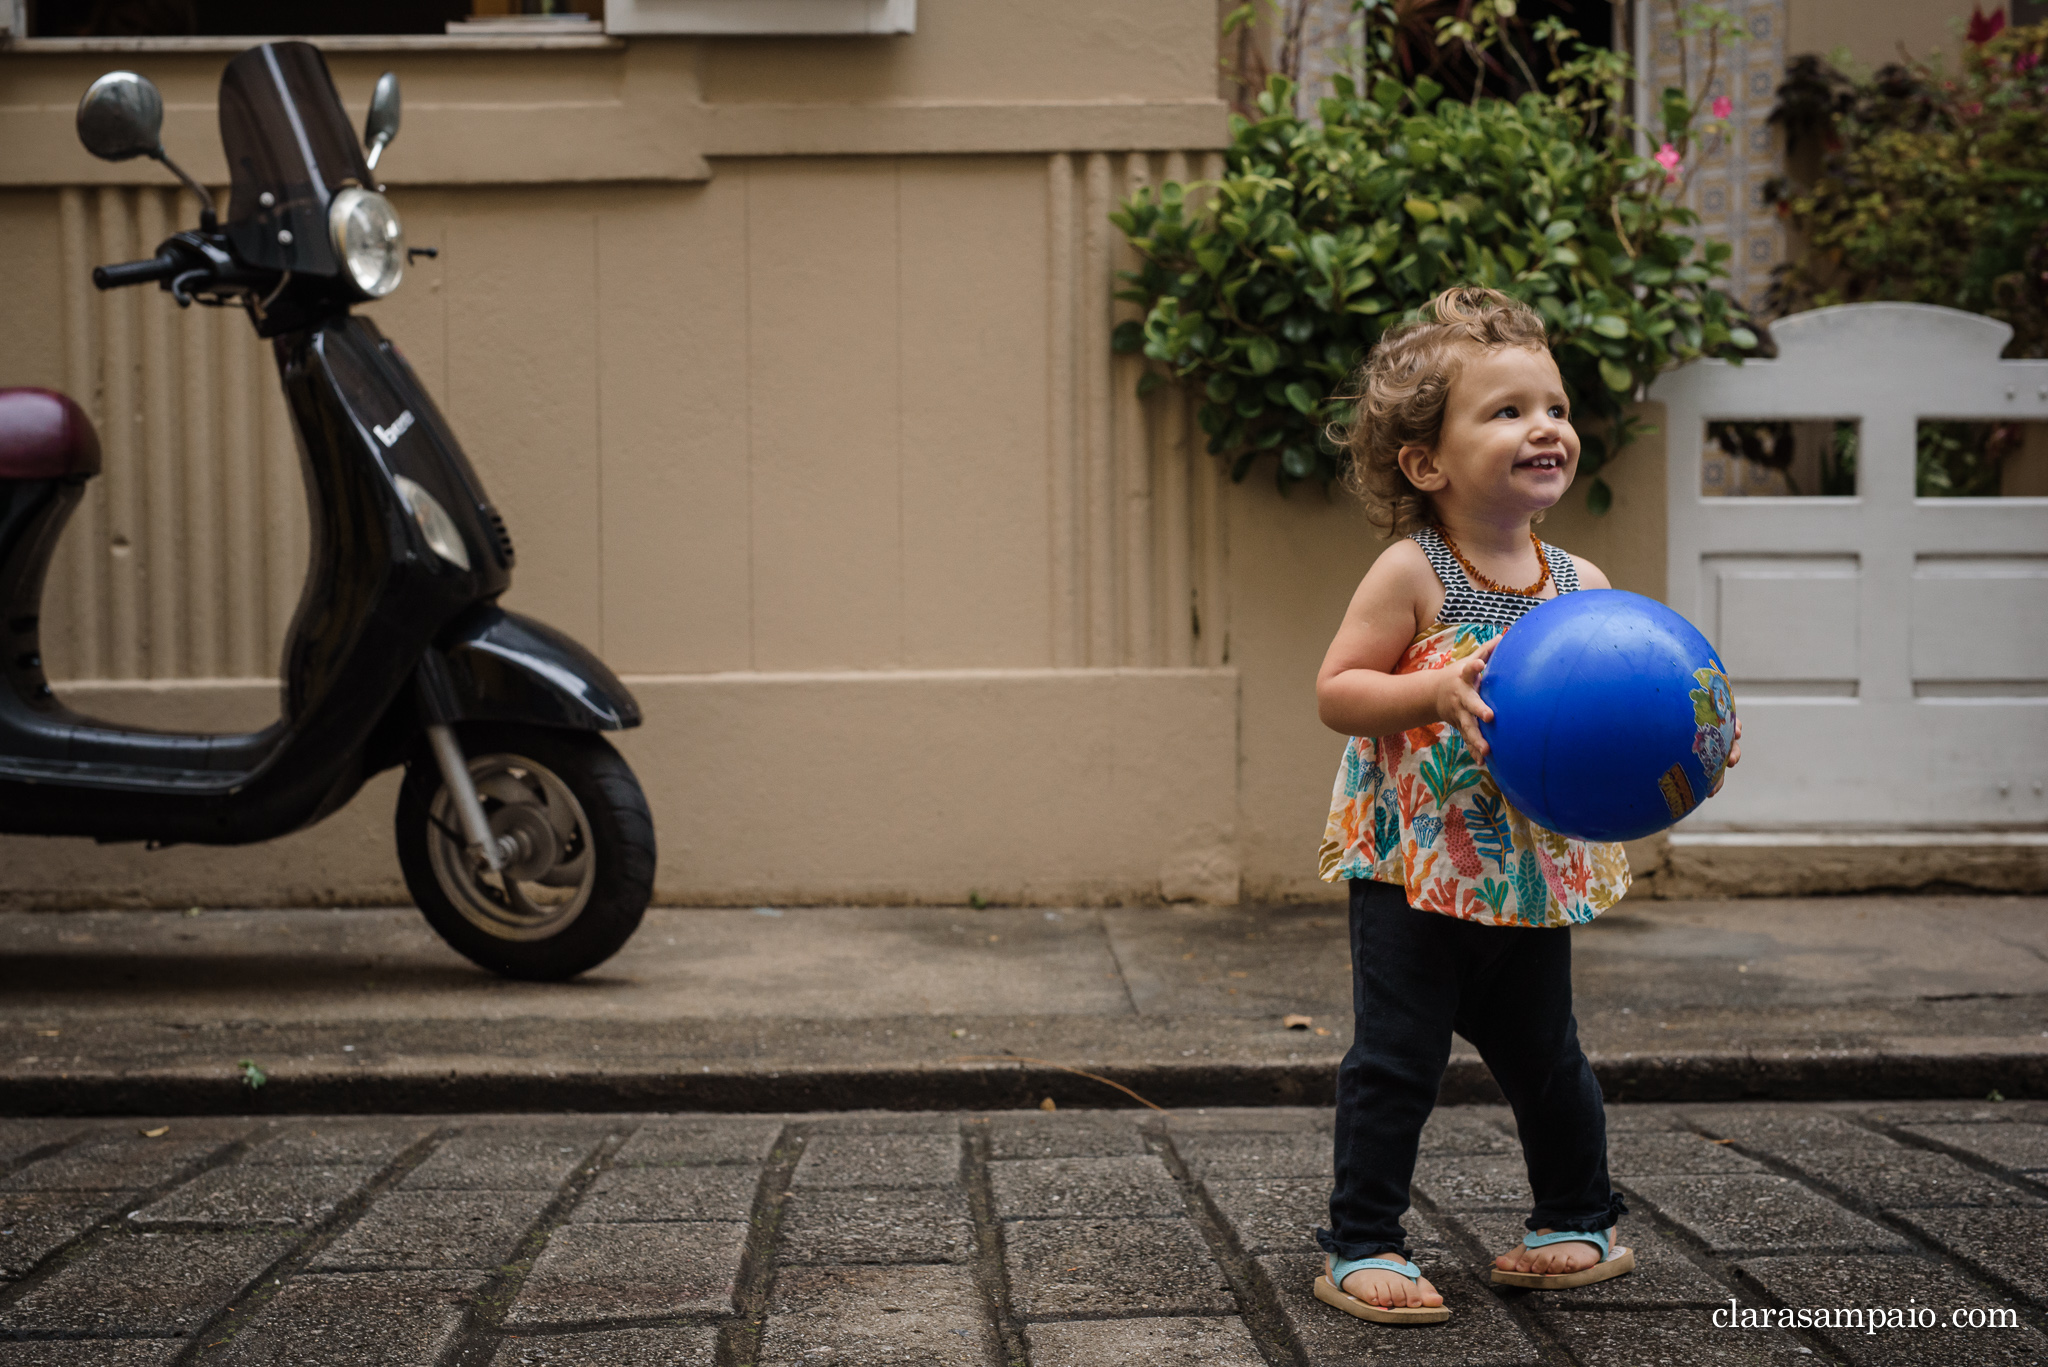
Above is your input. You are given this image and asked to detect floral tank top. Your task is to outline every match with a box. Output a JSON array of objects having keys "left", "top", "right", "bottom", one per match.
[{"left": 1317, "top": 526, "right": 1630, "bottom": 927}]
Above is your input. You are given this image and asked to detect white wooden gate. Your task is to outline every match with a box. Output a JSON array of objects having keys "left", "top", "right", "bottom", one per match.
[{"left": 1650, "top": 303, "right": 2048, "bottom": 833}]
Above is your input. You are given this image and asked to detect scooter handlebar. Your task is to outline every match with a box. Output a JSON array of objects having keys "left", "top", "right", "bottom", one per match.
[{"left": 92, "top": 253, "right": 182, "bottom": 291}]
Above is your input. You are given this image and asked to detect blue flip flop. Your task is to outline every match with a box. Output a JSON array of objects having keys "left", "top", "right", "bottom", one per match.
[
  {"left": 1490, "top": 1227, "right": 1635, "bottom": 1289},
  {"left": 1314, "top": 1253, "right": 1451, "bottom": 1324}
]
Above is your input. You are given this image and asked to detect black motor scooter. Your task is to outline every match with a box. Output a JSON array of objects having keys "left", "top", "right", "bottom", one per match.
[{"left": 0, "top": 42, "right": 655, "bottom": 981}]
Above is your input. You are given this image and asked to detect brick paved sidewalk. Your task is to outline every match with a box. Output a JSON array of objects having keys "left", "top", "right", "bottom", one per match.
[{"left": 1, "top": 1101, "right": 2044, "bottom": 1366}]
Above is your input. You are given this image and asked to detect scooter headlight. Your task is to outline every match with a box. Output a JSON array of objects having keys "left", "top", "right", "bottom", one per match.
[
  {"left": 394, "top": 475, "right": 472, "bottom": 571},
  {"left": 328, "top": 187, "right": 404, "bottom": 298}
]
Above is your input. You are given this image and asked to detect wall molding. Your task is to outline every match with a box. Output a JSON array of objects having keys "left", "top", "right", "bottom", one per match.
[
  {"left": 0, "top": 42, "right": 1226, "bottom": 188},
  {"left": 701, "top": 99, "right": 1227, "bottom": 158}
]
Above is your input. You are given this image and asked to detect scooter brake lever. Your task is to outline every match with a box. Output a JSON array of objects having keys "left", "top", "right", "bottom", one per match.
[{"left": 169, "top": 269, "right": 208, "bottom": 308}]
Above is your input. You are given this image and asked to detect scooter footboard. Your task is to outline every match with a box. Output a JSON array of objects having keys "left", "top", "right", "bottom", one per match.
[{"left": 431, "top": 606, "right": 640, "bottom": 731}]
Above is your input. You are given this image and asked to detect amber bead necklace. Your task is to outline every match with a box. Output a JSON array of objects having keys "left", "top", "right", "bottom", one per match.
[{"left": 1435, "top": 526, "right": 1552, "bottom": 597}]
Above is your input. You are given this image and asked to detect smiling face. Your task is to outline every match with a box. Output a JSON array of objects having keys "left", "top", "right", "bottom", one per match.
[{"left": 1397, "top": 343, "right": 1580, "bottom": 524}]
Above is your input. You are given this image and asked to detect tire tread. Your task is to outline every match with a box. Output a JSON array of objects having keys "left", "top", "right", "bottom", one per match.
[{"left": 395, "top": 723, "right": 655, "bottom": 980}]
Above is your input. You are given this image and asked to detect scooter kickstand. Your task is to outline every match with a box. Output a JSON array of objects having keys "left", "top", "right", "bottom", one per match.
[{"left": 426, "top": 724, "right": 509, "bottom": 873}]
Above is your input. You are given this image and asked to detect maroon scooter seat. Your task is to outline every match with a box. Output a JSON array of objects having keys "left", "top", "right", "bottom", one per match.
[{"left": 0, "top": 389, "right": 102, "bottom": 481}]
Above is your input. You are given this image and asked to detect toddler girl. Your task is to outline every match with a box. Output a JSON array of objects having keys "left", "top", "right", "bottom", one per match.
[{"left": 1309, "top": 286, "right": 1736, "bottom": 1324}]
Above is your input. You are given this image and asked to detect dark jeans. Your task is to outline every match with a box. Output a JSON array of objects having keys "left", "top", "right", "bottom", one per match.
[{"left": 1317, "top": 878, "right": 1625, "bottom": 1262}]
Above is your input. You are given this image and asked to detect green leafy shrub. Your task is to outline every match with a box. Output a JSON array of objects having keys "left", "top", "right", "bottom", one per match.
[
  {"left": 1917, "top": 420, "right": 2026, "bottom": 497},
  {"left": 1112, "top": 15, "right": 1757, "bottom": 512},
  {"left": 1768, "top": 19, "right": 2048, "bottom": 358},
  {"left": 1768, "top": 19, "right": 2048, "bottom": 495}
]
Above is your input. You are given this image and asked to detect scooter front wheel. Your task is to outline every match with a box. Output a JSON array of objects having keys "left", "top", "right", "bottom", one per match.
[{"left": 395, "top": 722, "right": 656, "bottom": 981}]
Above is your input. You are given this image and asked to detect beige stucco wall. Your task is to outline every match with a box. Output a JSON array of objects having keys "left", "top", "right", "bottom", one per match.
[
  {"left": 0, "top": 2, "right": 2006, "bottom": 910},
  {"left": 1786, "top": 0, "right": 1982, "bottom": 69},
  {"left": 0, "top": 4, "right": 1264, "bottom": 909}
]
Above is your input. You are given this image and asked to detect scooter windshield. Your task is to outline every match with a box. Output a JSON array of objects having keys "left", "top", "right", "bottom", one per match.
[{"left": 219, "top": 42, "right": 375, "bottom": 279}]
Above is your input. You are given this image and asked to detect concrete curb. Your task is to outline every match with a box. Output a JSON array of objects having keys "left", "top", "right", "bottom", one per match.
[{"left": 3, "top": 1051, "right": 2040, "bottom": 1116}]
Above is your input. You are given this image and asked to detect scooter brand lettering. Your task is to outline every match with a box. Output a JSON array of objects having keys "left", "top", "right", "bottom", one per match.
[{"left": 373, "top": 410, "right": 414, "bottom": 447}]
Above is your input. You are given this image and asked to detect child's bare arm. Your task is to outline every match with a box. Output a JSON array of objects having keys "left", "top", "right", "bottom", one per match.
[{"left": 1316, "top": 541, "right": 1498, "bottom": 756}]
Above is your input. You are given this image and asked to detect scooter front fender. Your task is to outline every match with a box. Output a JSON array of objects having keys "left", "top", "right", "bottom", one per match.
[{"left": 433, "top": 605, "right": 640, "bottom": 731}]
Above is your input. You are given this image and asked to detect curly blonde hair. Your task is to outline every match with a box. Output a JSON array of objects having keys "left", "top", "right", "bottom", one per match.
[{"left": 1336, "top": 286, "right": 1551, "bottom": 536}]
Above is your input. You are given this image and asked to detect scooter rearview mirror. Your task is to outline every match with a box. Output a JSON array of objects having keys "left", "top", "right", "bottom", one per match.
[
  {"left": 77, "top": 70, "right": 219, "bottom": 227},
  {"left": 365, "top": 71, "right": 401, "bottom": 171},
  {"left": 77, "top": 71, "right": 164, "bottom": 162}
]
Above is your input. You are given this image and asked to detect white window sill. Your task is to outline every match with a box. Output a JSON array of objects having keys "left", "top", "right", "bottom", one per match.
[
  {"left": 1, "top": 0, "right": 914, "bottom": 49},
  {"left": 2, "top": 33, "right": 624, "bottom": 54}
]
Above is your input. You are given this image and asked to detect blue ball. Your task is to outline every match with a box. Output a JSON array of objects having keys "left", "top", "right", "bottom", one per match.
[{"left": 1477, "top": 589, "right": 1737, "bottom": 843}]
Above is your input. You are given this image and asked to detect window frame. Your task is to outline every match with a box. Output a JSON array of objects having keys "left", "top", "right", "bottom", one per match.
[{"left": 1, "top": 0, "right": 915, "bottom": 47}]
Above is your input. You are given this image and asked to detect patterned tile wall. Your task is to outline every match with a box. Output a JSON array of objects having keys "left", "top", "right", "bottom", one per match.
[
  {"left": 1648, "top": 0, "right": 1788, "bottom": 313},
  {"left": 1296, "top": 1, "right": 1363, "bottom": 111}
]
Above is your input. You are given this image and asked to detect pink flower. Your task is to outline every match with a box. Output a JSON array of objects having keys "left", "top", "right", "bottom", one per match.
[
  {"left": 2018, "top": 51, "right": 2041, "bottom": 74},
  {"left": 1711, "top": 95, "right": 1733, "bottom": 120},
  {"left": 1654, "top": 141, "right": 1682, "bottom": 184}
]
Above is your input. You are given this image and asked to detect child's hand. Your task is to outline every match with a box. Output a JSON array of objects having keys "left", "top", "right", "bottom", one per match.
[
  {"left": 1435, "top": 638, "right": 1499, "bottom": 759},
  {"left": 1709, "top": 719, "right": 1743, "bottom": 796}
]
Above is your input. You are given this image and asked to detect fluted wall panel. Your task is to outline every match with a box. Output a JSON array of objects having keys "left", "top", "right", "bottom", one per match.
[
  {"left": 40, "top": 186, "right": 308, "bottom": 686},
  {"left": 36, "top": 157, "right": 1225, "bottom": 686},
  {"left": 1044, "top": 148, "right": 1225, "bottom": 672}
]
